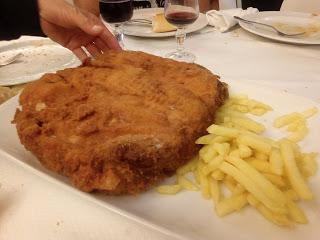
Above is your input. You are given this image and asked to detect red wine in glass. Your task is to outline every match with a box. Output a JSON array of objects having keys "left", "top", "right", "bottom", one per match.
[
  {"left": 99, "top": 0, "right": 133, "bottom": 23},
  {"left": 165, "top": 12, "right": 198, "bottom": 27},
  {"left": 99, "top": 0, "right": 133, "bottom": 48},
  {"left": 164, "top": 0, "right": 199, "bottom": 63}
]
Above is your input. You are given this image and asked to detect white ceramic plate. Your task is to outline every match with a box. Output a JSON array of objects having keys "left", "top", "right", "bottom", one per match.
[
  {"left": 238, "top": 11, "right": 320, "bottom": 45},
  {"left": 120, "top": 8, "right": 208, "bottom": 37},
  {"left": 0, "top": 38, "right": 80, "bottom": 86},
  {"left": 0, "top": 81, "right": 319, "bottom": 240}
]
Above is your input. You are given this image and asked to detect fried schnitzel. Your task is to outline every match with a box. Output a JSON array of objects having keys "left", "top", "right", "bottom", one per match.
[{"left": 13, "top": 50, "right": 228, "bottom": 194}]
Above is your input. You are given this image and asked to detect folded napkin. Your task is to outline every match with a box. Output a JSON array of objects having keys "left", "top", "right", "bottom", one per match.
[{"left": 206, "top": 7, "right": 259, "bottom": 32}]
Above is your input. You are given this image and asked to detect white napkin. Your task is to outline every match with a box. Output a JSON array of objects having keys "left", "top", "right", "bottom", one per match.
[{"left": 206, "top": 7, "right": 259, "bottom": 32}]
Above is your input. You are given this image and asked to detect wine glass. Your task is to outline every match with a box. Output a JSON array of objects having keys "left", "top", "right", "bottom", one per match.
[
  {"left": 99, "top": 0, "right": 134, "bottom": 48},
  {"left": 164, "top": 0, "right": 199, "bottom": 63}
]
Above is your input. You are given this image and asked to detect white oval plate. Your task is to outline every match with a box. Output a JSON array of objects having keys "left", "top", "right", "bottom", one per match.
[
  {"left": 121, "top": 8, "right": 208, "bottom": 38},
  {"left": 238, "top": 11, "right": 320, "bottom": 45},
  {"left": 0, "top": 38, "right": 81, "bottom": 86},
  {"left": 0, "top": 80, "right": 319, "bottom": 240}
]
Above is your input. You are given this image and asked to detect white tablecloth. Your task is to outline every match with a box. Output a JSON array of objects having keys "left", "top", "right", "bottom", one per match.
[{"left": 0, "top": 27, "right": 320, "bottom": 240}]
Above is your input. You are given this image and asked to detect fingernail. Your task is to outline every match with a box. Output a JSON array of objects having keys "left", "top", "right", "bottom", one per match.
[{"left": 92, "top": 25, "right": 103, "bottom": 33}]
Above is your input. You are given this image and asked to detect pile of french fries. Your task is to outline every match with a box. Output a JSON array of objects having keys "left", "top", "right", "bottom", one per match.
[{"left": 157, "top": 95, "right": 318, "bottom": 227}]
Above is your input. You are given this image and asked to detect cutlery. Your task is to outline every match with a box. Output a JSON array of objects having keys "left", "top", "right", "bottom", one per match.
[
  {"left": 0, "top": 53, "right": 23, "bottom": 67},
  {"left": 234, "top": 16, "right": 305, "bottom": 37},
  {"left": 128, "top": 19, "right": 152, "bottom": 25}
]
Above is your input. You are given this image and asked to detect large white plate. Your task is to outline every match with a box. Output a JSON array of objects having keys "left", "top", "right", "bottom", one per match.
[
  {"left": 0, "top": 81, "right": 319, "bottom": 240},
  {"left": 238, "top": 11, "right": 320, "bottom": 45},
  {"left": 0, "top": 38, "right": 80, "bottom": 86},
  {"left": 121, "top": 8, "right": 208, "bottom": 37}
]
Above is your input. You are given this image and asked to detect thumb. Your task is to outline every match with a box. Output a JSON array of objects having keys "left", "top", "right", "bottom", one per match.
[
  {"left": 69, "top": 9, "right": 104, "bottom": 36},
  {"left": 38, "top": 0, "right": 103, "bottom": 35}
]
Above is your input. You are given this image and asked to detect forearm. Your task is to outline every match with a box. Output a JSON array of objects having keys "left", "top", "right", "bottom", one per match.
[{"left": 0, "top": 0, "right": 44, "bottom": 40}]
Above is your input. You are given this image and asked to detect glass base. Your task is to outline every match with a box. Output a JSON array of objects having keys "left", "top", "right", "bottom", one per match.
[{"left": 165, "top": 50, "right": 196, "bottom": 63}]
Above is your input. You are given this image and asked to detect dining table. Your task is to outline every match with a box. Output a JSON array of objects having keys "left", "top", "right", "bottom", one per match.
[{"left": 0, "top": 20, "right": 319, "bottom": 240}]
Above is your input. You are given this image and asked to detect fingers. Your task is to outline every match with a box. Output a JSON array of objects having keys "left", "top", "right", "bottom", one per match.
[
  {"left": 94, "top": 38, "right": 110, "bottom": 53},
  {"left": 73, "top": 47, "right": 89, "bottom": 62},
  {"left": 72, "top": 42, "right": 102, "bottom": 62},
  {"left": 85, "top": 42, "right": 102, "bottom": 58},
  {"left": 72, "top": 37, "right": 119, "bottom": 62},
  {"left": 70, "top": 9, "right": 121, "bottom": 50},
  {"left": 72, "top": 9, "right": 104, "bottom": 36},
  {"left": 100, "top": 30, "right": 122, "bottom": 50}
]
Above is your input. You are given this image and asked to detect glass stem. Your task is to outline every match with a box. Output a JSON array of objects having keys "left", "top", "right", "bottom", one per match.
[
  {"left": 114, "top": 23, "right": 124, "bottom": 49},
  {"left": 176, "top": 27, "right": 186, "bottom": 53}
]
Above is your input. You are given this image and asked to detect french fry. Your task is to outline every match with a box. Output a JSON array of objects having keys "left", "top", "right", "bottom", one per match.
[
  {"left": 263, "top": 173, "right": 286, "bottom": 188},
  {"left": 229, "top": 149, "right": 240, "bottom": 158},
  {"left": 269, "top": 148, "right": 284, "bottom": 175},
  {"left": 300, "top": 153, "right": 318, "bottom": 178},
  {"left": 196, "top": 135, "right": 232, "bottom": 145},
  {"left": 288, "top": 124, "right": 308, "bottom": 142},
  {"left": 286, "top": 119, "right": 304, "bottom": 132},
  {"left": 247, "top": 194, "right": 260, "bottom": 207},
  {"left": 178, "top": 176, "right": 198, "bottom": 191},
  {"left": 239, "top": 144, "right": 252, "bottom": 158},
  {"left": 291, "top": 142, "right": 302, "bottom": 159},
  {"left": 210, "top": 179, "right": 221, "bottom": 205},
  {"left": 238, "top": 134, "right": 272, "bottom": 154},
  {"left": 213, "top": 142, "right": 230, "bottom": 157},
  {"left": 211, "top": 170, "right": 225, "bottom": 180},
  {"left": 199, "top": 145, "right": 217, "bottom": 163},
  {"left": 215, "top": 194, "right": 248, "bottom": 217},
  {"left": 279, "top": 139, "right": 313, "bottom": 200},
  {"left": 194, "top": 160, "right": 205, "bottom": 185},
  {"left": 285, "top": 189, "right": 299, "bottom": 201},
  {"left": 252, "top": 101, "right": 272, "bottom": 111},
  {"left": 176, "top": 156, "right": 198, "bottom": 175},
  {"left": 287, "top": 200, "right": 308, "bottom": 224},
  {"left": 200, "top": 173, "right": 211, "bottom": 199},
  {"left": 226, "top": 156, "right": 287, "bottom": 206},
  {"left": 273, "top": 113, "right": 303, "bottom": 128},
  {"left": 249, "top": 159, "right": 271, "bottom": 173},
  {"left": 196, "top": 134, "right": 216, "bottom": 144},
  {"left": 156, "top": 184, "right": 181, "bottom": 194},
  {"left": 251, "top": 108, "right": 268, "bottom": 116},
  {"left": 229, "top": 94, "right": 248, "bottom": 100},
  {"left": 230, "top": 139, "right": 238, "bottom": 151},
  {"left": 255, "top": 152, "right": 269, "bottom": 161},
  {"left": 256, "top": 203, "right": 291, "bottom": 226},
  {"left": 301, "top": 107, "right": 318, "bottom": 119},
  {"left": 166, "top": 96, "right": 318, "bottom": 227},
  {"left": 224, "top": 178, "right": 237, "bottom": 193},
  {"left": 201, "top": 155, "right": 225, "bottom": 175},
  {"left": 236, "top": 105, "right": 249, "bottom": 113},
  {"left": 232, "top": 183, "right": 246, "bottom": 195},
  {"left": 216, "top": 109, "right": 244, "bottom": 119},
  {"left": 207, "top": 124, "right": 239, "bottom": 138},
  {"left": 230, "top": 116, "right": 265, "bottom": 133},
  {"left": 219, "top": 162, "right": 286, "bottom": 214},
  {"left": 194, "top": 168, "right": 201, "bottom": 185}
]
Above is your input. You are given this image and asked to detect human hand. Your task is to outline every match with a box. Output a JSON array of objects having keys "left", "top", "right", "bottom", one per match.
[
  {"left": 37, "top": 0, "right": 121, "bottom": 62},
  {"left": 73, "top": 0, "right": 100, "bottom": 16}
]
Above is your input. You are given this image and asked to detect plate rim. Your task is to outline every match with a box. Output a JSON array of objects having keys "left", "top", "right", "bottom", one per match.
[
  {"left": 0, "top": 147, "right": 186, "bottom": 240},
  {"left": 121, "top": 7, "right": 208, "bottom": 38},
  {"left": 0, "top": 81, "right": 320, "bottom": 240},
  {"left": 0, "top": 38, "right": 80, "bottom": 87},
  {"left": 238, "top": 11, "right": 320, "bottom": 45}
]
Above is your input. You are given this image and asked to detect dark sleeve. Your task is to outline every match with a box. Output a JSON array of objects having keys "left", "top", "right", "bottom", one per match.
[{"left": 0, "top": 0, "right": 45, "bottom": 40}]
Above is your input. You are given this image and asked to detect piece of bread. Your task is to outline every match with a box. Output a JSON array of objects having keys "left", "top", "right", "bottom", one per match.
[{"left": 152, "top": 13, "right": 177, "bottom": 33}]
